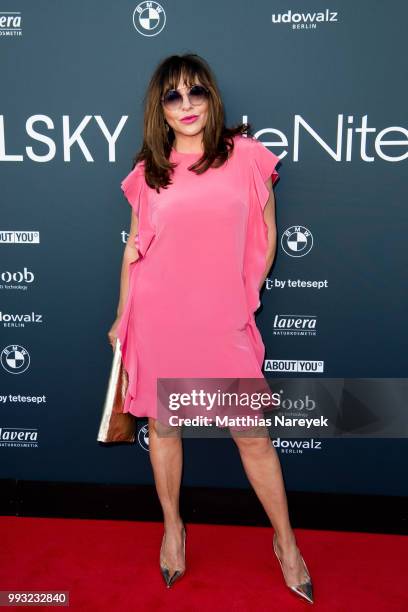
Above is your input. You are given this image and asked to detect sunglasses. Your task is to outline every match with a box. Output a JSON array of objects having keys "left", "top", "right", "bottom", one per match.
[{"left": 161, "top": 84, "right": 209, "bottom": 110}]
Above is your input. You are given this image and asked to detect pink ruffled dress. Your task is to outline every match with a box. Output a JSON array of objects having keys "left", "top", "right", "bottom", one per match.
[{"left": 116, "top": 134, "right": 280, "bottom": 418}]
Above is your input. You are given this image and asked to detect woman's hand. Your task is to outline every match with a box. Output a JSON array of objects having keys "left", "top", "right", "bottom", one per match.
[{"left": 107, "top": 316, "right": 121, "bottom": 351}]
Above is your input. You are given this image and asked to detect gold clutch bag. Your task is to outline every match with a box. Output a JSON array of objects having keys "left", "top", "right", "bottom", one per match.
[{"left": 97, "top": 337, "right": 136, "bottom": 443}]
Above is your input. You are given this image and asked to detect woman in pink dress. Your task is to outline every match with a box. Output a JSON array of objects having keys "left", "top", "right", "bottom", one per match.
[{"left": 108, "top": 53, "right": 314, "bottom": 603}]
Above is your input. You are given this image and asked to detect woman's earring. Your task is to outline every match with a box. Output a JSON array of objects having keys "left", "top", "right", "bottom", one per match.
[{"left": 165, "top": 122, "right": 169, "bottom": 133}]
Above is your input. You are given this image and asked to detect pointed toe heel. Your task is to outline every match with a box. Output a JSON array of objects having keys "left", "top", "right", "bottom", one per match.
[
  {"left": 159, "top": 525, "right": 186, "bottom": 588},
  {"left": 273, "top": 533, "right": 314, "bottom": 604}
]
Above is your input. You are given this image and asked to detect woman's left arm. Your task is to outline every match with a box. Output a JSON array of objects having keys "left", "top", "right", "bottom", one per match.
[{"left": 259, "top": 176, "right": 277, "bottom": 290}]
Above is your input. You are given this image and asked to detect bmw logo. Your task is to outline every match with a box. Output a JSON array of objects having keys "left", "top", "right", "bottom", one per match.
[
  {"left": 281, "top": 225, "right": 313, "bottom": 257},
  {"left": 1, "top": 344, "right": 30, "bottom": 374},
  {"left": 137, "top": 423, "right": 150, "bottom": 451},
  {"left": 133, "top": 2, "right": 166, "bottom": 37}
]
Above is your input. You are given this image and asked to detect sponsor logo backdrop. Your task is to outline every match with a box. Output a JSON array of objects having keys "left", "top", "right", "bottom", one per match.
[{"left": 0, "top": 1, "right": 407, "bottom": 495}]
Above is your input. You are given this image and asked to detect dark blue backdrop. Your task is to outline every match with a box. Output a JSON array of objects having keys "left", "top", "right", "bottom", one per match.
[{"left": 0, "top": 0, "right": 407, "bottom": 495}]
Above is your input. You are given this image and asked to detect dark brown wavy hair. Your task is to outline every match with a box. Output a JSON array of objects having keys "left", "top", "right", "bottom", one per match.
[{"left": 130, "top": 53, "right": 254, "bottom": 193}]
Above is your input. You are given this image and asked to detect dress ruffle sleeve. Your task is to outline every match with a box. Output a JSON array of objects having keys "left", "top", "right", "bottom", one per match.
[
  {"left": 242, "top": 138, "right": 280, "bottom": 366},
  {"left": 120, "top": 161, "right": 156, "bottom": 258},
  {"left": 116, "top": 161, "right": 156, "bottom": 413}
]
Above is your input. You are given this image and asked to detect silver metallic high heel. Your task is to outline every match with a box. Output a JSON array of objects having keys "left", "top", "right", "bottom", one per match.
[
  {"left": 159, "top": 525, "right": 186, "bottom": 588},
  {"left": 273, "top": 532, "right": 314, "bottom": 604}
]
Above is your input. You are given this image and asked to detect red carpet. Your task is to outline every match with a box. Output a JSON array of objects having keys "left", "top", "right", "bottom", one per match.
[{"left": 1, "top": 517, "right": 407, "bottom": 611}]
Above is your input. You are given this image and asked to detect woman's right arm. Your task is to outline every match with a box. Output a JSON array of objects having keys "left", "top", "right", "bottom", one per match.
[{"left": 107, "top": 210, "right": 139, "bottom": 348}]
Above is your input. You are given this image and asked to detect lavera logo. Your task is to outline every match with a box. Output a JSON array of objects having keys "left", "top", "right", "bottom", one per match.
[
  {"left": 273, "top": 314, "right": 317, "bottom": 336},
  {"left": 0, "top": 12, "right": 22, "bottom": 37},
  {"left": 272, "top": 9, "right": 338, "bottom": 29},
  {"left": 0, "top": 427, "right": 38, "bottom": 448}
]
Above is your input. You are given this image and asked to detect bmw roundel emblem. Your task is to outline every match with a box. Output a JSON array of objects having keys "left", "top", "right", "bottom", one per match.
[
  {"left": 1, "top": 344, "right": 30, "bottom": 374},
  {"left": 138, "top": 423, "right": 150, "bottom": 451},
  {"left": 281, "top": 225, "right": 313, "bottom": 257},
  {"left": 133, "top": 1, "right": 166, "bottom": 37}
]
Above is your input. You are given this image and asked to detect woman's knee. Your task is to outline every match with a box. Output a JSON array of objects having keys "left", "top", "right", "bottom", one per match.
[{"left": 231, "top": 426, "right": 271, "bottom": 452}]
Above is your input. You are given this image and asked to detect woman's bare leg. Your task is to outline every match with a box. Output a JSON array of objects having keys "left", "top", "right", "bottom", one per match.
[
  {"left": 231, "top": 428, "right": 310, "bottom": 585},
  {"left": 148, "top": 417, "right": 185, "bottom": 572}
]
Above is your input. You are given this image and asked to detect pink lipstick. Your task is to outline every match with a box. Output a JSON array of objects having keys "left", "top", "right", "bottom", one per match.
[{"left": 181, "top": 115, "right": 199, "bottom": 124}]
